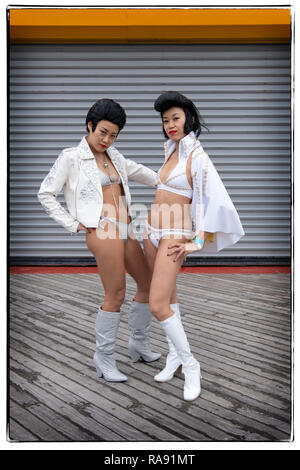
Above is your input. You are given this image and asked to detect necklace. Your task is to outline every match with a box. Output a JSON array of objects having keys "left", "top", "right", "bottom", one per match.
[
  {"left": 102, "top": 153, "right": 118, "bottom": 183},
  {"left": 98, "top": 152, "right": 119, "bottom": 210}
]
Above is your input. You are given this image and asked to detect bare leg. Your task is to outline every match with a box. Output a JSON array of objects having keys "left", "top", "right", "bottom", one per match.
[
  {"left": 149, "top": 237, "right": 185, "bottom": 321},
  {"left": 85, "top": 223, "right": 128, "bottom": 381},
  {"left": 86, "top": 224, "right": 126, "bottom": 311},
  {"left": 144, "top": 235, "right": 186, "bottom": 380},
  {"left": 143, "top": 236, "right": 178, "bottom": 305},
  {"left": 125, "top": 235, "right": 161, "bottom": 362},
  {"left": 149, "top": 237, "right": 201, "bottom": 400},
  {"left": 124, "top": 236, "right": 151, "bottom": 303}
]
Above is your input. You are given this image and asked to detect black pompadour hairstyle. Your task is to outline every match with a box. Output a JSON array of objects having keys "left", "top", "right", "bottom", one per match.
[
  {"left": 154, "top": 91, "right": 207, "bottom": 138},
  {"left": 85, "top": 98, "right": 126, "bottom": 133}
]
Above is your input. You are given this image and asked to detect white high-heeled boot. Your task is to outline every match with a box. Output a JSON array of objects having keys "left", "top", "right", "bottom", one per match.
[
  {"left": 93, "top": 307, "right": 128, "bottom": 382},
  {"left": 154, "top": 303, "right": 182, "bottom": 382},
  {"left": 128, "top": 301, "right": 161, "bottom": 363},
  {"left": 160, "top": 312, "right": 202, "bottom": 401}
]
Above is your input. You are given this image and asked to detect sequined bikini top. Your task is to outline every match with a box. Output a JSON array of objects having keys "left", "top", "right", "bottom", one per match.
[{"left": 98, "top": 167, "right": 121, "bottom": 187}]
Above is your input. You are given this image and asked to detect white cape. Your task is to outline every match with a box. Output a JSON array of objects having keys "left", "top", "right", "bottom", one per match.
[{"left": 165, "top": 132, "right": 245, "bottom": 253}]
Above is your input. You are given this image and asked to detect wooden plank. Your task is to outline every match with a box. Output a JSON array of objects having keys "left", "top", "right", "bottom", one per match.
[
  {"left": 9, "top": 272, "right": 292, "bottom": 442},
  {"left": 8, "top": 418, "right": 40, "bottom": 442},
  {"left": 11, "top": 274, "right": 291, "bottom": 344},
  {"left": 11, "top": 296, "right": 290, "bottom": 384},
  {"left": 10, "top": 371, "right": 131, "bottom": 441},
  {"left": 10, "top": 310, "right": 291, "bottom": 440},
  {"left": 10, "top": 299, "right": 291, "bottom": 408},
  {"left": 10, "top": 276, "right": 291, "bottom": 358},
  {"left": 9, "top": 333, "right": 219, "bottom": 440},
  {"left": 9, "top": 400, "right": 67, "bottom": 441},
  {"left": 11, "top": 297, "right": 291, "bottom": 390},
  {"left": 12, "top": 274, "right": 292, "bottom": 346},
  {"left": 10, "top": 300, "right": 291, "bottom": 404},
  {"left": 10, "top": 339, "right": 181, "bottom": 441}
]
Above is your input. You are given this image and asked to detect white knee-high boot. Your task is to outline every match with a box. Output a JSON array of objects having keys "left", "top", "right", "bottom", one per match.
[
  {"left": 93, "top": 307, "right": 128, "bottom": 382},
  {"left": 128, "top": 301, "right": 161, "bottom": 362},
  {"left": 160, "top": 312, "right": 202, "bottom": 401},
  {"left": 154, "top": 303, "right": 182, "bottom": 382}
]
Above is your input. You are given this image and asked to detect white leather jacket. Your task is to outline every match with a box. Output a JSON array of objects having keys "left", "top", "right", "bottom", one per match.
[{"left": 38, "top": 136, "right": 158, "bottom": 233}]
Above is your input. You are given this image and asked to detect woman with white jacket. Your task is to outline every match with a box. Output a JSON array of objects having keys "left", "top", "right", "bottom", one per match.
[
  {"left": 144, "top": 91, "right": 245, "bottom": 401},
  {"left": 38, "top": 98, "right": 161, "bottom": 382}
]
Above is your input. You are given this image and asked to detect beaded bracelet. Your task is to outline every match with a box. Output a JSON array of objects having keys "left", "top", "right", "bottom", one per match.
[{"left": 192, "top": 236, "right": 204, "bottom": 249}]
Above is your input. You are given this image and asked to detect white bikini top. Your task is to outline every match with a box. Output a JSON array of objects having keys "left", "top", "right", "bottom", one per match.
[
  {"left": 98, "top": 167, "right": 121, "bottom": 187},
  {"left": 157, "top": 158, "right": 193, "bottom": 199},
  {"left": 157, "top": 131, "right": 201, "bottom": 199}
]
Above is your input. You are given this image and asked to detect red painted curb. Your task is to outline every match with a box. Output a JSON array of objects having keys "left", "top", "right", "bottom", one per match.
[
  {"left": 10, "top": 266, "right": 291, "bottom": 275},
  {"left": 180, "top": 266, "right": 291, "bottom": 274},
  {"left": 9, "top": 266, "right": 99, "bottom": 274}
]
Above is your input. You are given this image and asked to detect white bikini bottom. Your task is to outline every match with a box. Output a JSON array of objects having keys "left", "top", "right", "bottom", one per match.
[
  {"left": 145, "top": 222, "right": 193, "bottom": 249},
  {"left": 98, "top": 216, "right": 130, "bottom": 242}
]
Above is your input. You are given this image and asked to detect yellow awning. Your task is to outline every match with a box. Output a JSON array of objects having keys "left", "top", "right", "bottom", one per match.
[{"left": 9, "top": 8, "right": 291, "bottom": 44}]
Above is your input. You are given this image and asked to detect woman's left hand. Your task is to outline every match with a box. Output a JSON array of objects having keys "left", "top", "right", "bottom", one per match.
[{"left": 168, "top": 241, "right": 203, "bottom": 262}]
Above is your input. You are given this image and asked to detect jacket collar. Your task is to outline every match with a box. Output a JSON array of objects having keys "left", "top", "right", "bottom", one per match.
[
  {"left": 77, "top": 136, "right": 124, "bottom": 196},
  {"left": 78, "top": 136, "right": 94, "bottom": 159},
  {"left": 164, "top": 131, "right": 200, "bottom": 161},
  {"left": 77, "top": 136, "right": 120, "bottom": 163}
]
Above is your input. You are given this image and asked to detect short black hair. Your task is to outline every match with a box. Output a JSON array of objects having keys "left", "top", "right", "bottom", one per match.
[
  {"left": 154, "top": 91, "right": 207, "bottom": 138},
  {"left": 86, "top": 99, "right": 126, "bottom": 133}
]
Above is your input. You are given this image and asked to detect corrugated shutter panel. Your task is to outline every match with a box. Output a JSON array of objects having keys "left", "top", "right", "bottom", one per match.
[{"left": 9, "top": 43, "right": 291, "bottom": 263}]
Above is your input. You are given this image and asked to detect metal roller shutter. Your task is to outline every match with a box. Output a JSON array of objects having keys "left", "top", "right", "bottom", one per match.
[{"left": 9, "top": 43, "right": 291, "bottom": 264}]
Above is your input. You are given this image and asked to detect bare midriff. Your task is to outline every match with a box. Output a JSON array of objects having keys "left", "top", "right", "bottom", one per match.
[
  {"left": 101, "top": 184, "right": 130, "bottom": 224},
  {"left": 148, "top": 189, "right": 193, "bottom": 231}
]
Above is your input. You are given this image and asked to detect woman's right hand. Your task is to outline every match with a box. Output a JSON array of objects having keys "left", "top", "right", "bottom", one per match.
[{"left": 77, "top": 223, "right": 92, "bottom": 234}]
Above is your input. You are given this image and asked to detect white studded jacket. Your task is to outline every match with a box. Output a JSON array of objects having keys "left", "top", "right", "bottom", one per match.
[{"left": 38, "top": 136, "right": 158, "bottom": 233}]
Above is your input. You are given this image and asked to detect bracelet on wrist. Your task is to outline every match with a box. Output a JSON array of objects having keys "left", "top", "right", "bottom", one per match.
[{"left": 192, "top": 236, "right": 204, "bottom": 249}]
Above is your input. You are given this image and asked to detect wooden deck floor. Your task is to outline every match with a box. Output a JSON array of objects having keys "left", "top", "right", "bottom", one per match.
[{"left": 8, "top": 272, "right": 292, "bottom": 442}]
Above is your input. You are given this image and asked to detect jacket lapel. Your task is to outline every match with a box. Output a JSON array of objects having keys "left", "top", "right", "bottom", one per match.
[
  {"left": 106, "top": 147, "right": 125, "bottom": 183},
  {"left": 77, "top": 136, "right": 103, "bottom": 196},
  {"left": 77, "top": 137, "right": 125, "bottom": 195}
]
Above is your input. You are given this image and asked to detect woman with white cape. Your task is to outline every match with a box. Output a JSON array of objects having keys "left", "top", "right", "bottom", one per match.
[{"left": 144, "top": 91, "right": 245, "bottom": 401}]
